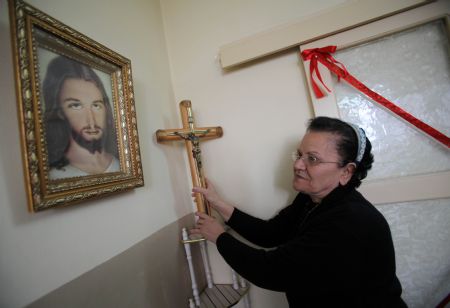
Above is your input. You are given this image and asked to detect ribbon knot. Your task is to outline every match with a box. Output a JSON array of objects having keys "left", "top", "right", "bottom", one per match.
[
  {"left": 301, "top": 45, "right": 348, "bottom": 98},
  {"left": 301, "top": 46, "right": 337, "bottom": 61}
]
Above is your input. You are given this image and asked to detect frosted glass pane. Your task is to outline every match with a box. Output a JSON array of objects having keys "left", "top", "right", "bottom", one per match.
[
  {"left": 334, "top": 20, "right": 450, "bottom": 180},
  {"left": 377, "top": 198, "right": 450, "bottom": 308}
]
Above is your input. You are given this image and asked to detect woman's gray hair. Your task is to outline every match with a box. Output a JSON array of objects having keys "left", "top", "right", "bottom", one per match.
[{"left": 307, "top": 116, "right": 374, "bottom": 188}]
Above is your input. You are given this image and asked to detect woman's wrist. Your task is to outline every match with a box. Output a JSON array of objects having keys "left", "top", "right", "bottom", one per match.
[{"left": 215, "top": 201, "right": 235, "bottom": 222}]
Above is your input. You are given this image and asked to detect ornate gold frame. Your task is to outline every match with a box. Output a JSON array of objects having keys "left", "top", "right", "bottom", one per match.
[{"left": 8, "top": 0, "right": 144, "bottom": 212}]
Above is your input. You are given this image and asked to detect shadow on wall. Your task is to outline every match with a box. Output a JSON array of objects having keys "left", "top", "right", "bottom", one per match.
[
  {"left": 154, "top": 115, "right": 196, "bottom": 219},
  {"left": 0, "top": 3, "right": 27, "bottom": 224},
  {"left": 26, "top": 213, "right": 206, "bottom": 308},
  {"left": 274, "top": 136, "right": 305, "bottom": 203}
]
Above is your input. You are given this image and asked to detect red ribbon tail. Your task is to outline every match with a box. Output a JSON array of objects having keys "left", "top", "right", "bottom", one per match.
[
  {"left": 300, "top": 46, "right": 450, "bottom": 148},
  {"left": 309, "top": 56, "right": 330, "bottom": 98},
  {"left": 309, "top": 60, "right": 325, "bottom": 98}
]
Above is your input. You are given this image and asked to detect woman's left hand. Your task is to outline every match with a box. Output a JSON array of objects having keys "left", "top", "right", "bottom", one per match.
[{"left": 190, "top": 212, "right": 225, "bottom": 243}]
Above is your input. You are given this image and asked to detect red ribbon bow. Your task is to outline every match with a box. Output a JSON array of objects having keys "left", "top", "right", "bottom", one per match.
[
  {"left": 301, "top": 46, "right": 348, "bottom": 98},
  {"left": 301, "top": 45, "right": 450, "bottom": 148}
]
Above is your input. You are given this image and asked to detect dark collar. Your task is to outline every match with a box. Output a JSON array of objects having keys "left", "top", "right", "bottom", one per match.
[
  {"left": 297, "top": 184, "right": 355, "bottom": 211},
  {"left": 321, "top": 184, "right": 354, "bottom": 206}
]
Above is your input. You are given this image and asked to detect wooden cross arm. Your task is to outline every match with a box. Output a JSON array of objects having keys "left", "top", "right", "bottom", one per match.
[
  {"left": 155, "top": 100, "right": 223, "bottom": 215},
  {"left": 155, "top": 126, "right": 223, "bottom": 143}
]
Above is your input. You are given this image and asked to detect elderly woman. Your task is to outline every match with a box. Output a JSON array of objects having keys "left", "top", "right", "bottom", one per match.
[{"left": 191, "top": 116, "right": 406, "bottom": 307}]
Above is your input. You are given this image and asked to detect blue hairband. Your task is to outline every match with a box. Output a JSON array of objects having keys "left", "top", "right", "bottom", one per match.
[{"left": 348, "top": 123, "right": 366, "bottom": 164}]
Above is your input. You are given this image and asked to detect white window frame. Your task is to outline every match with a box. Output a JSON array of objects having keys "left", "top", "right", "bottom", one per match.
[{"left": 299, "top": 2, "right": 450, "bottom": 205}]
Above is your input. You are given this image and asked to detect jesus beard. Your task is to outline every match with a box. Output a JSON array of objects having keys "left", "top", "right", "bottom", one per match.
[{"left": 71, "top": 128, "right": 106, "bottom": 154}]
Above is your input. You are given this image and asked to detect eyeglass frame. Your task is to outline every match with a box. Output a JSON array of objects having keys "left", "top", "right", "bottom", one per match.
[{"left": 291, "top": 150, "right": 344, "bottom": 167}]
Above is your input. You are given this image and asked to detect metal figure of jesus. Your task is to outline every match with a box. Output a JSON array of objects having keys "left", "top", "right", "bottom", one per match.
[{"left": 155, "top": 100, "right": 223, "bottom": 215}]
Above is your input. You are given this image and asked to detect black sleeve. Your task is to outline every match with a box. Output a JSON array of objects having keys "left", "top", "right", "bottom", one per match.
[
  {"left": 217, "top": 216, "right": 362, "bottom": 293},
  {"left": 226, "top": 193, "right": 308, "bottom": 248}
]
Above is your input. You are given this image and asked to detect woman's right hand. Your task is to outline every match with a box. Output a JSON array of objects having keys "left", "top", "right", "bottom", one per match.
[{"left": 192, "top": 178, "right": 235, "bottom": 221}]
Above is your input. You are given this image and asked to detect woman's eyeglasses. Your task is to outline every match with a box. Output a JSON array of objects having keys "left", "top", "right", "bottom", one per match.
[{"left": 291, "top": 151, "right": 342, "bottom": 167}]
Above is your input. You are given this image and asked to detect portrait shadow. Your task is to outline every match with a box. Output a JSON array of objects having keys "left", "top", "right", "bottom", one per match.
[{"left": 0, "top": 13, "right": 38, "bottom": 225}]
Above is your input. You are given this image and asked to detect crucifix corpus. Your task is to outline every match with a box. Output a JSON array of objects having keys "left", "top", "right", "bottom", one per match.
[{"left": 156, "top": 100, "right": 223, "bottom": 216}]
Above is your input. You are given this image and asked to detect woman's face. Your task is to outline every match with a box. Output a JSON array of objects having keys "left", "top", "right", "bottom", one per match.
[
  {"left": 292, "top": 131, "right": 353, "bottom": 202},
  {"left": 59, "top": 78, "right": 107, "bottom": 142}
]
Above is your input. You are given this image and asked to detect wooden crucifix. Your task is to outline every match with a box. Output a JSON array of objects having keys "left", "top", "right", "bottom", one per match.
[{"left": 156, "top": 100, "right": 223, "bottom": 215}]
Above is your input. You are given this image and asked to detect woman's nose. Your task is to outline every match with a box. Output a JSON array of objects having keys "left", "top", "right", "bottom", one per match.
[{"left": 294, "top": 157, "right": 307, "bottom": 170}]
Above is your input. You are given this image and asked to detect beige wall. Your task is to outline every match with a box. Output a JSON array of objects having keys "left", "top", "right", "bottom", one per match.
[
  {"left": 160, "top": 1, "right": 450, "bottom": 308},
  {"left": 161, "top": 0, "right": 344, "bottom": 218},
  {"left": 0, "top": 0, "right": 349, "bottom": 307},
  {"left": 2, "top": 0, "right": 407, "bottom": 308},
  {"left": 0, "top": 0, "right": 195, "bottom": 307},
  {"left": 26, "top": 214, "right": 206, "bottom": 308},
  {"left": 160, "top": 0, "right": 345, "bottom": 307}
]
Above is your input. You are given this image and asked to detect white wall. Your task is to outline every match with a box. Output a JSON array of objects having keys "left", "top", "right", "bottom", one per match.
[
  {"left": 0, "top": 0, "right": 194, "bottom": 307},
  {"left": 2, "top": 1, "right": 446, "bottom": 308},
  {"left": 161, "top": 1, "right": 450, "bottom": 308},
  {"left": 161, "top": 0, "right": 346, "bottom": 217},
  {"left": 160, "top": 0, "right": 346, "bottom": 307}
]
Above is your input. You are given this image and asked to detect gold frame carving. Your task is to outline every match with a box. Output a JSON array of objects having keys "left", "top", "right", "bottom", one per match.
[{"left": 8, "top": 0, "right": 144, "bottom": 212}]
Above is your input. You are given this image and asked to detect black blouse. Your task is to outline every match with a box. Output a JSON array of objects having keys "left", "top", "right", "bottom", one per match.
[{"left": 216, "top": 185, "right": 407, "bottom": 307}]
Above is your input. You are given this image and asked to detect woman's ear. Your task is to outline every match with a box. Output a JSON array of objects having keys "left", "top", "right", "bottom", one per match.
[{"left": 339, "top": 163, "right": 356, "bottom": 186}]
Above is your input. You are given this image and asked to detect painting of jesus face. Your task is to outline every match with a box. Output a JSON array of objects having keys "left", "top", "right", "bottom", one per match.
[{"left": 59, "top": 78, "right": 107, "bottom": 143}]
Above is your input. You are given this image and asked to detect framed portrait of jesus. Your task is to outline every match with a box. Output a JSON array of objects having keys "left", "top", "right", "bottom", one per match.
[{"left": 8, "top": 0, "right": 144, "bottom": 212}]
